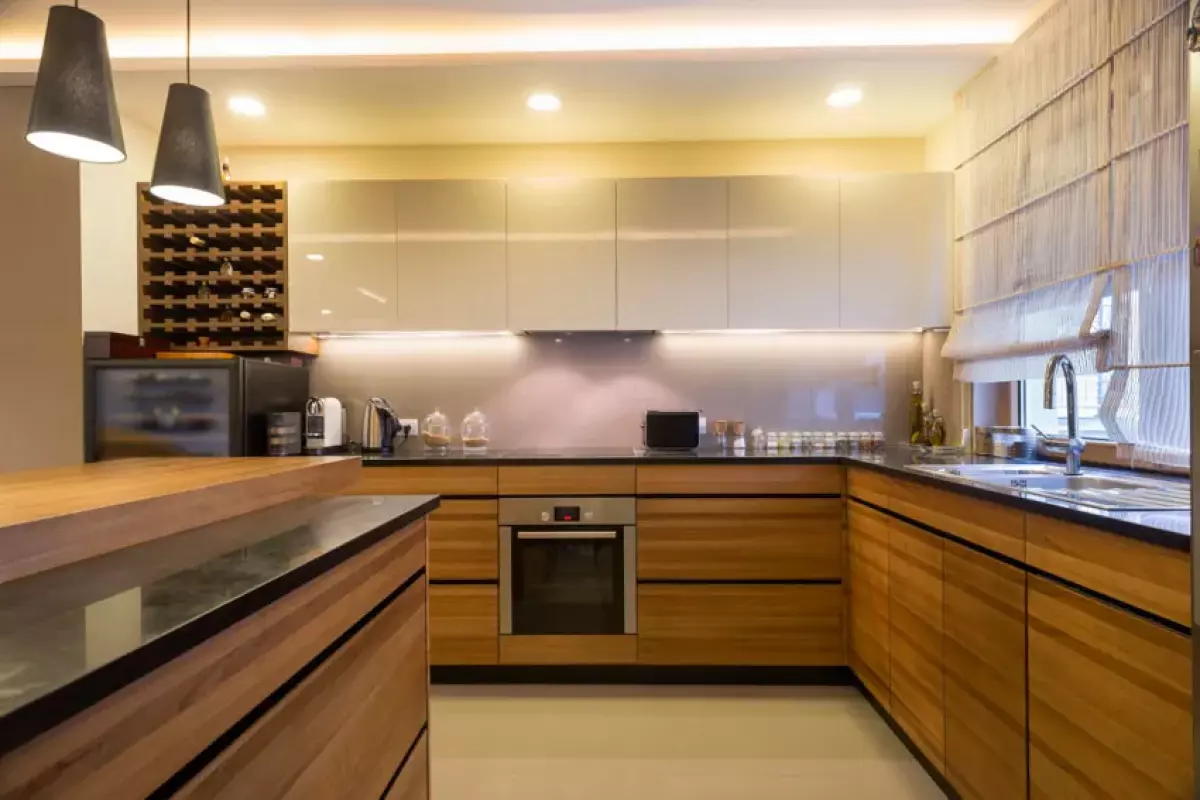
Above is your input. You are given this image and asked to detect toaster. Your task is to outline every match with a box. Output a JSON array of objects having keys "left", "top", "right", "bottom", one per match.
[{"left": 643, "top": 411, "right": 701, "bottom": 451}]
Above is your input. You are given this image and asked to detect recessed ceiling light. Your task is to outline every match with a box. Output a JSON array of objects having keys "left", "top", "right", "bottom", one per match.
[
  {"left": 228, "top": 95, "right": 266, "bottom": 117},
  {"left": 306, "top": 253, "right": 325, "bottom": 262},
  {"left": 826, "top": 86, "right": 863, "bottom": 109},
  {"left": 320, "top": 308, "right": 332, "bottom": 316},
  {"left": 527, "top": 93, "right": 561, "bottom": 112}
]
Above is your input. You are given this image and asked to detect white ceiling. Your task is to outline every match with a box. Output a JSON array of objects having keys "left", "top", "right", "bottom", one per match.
[
  {"left": 0, "top": 0, "right": 1049, "bottom": 146},
  {"left": 111, "top": 51, "right": 989, "bottom": 146}
]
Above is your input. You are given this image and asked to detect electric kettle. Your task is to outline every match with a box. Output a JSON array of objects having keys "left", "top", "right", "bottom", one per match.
[{"left": 360, "top": 397, "right": 400, "bottom": 453}]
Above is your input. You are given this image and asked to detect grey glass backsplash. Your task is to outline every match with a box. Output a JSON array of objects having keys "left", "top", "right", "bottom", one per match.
[{"left": 311, "top": 332, "right": 923, "bottom": 449}]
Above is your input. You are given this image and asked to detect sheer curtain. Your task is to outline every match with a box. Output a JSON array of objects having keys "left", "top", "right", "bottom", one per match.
[{"left": 943, "top": 0, "right": 1189, "bottom": 469}]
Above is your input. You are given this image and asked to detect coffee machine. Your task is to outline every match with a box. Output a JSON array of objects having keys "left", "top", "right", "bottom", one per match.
[{"left": 304, "top": 397, "right": 346, "bottom": 453}]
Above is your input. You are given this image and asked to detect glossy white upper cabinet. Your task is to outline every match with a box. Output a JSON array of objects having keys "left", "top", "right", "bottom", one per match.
[
  {"left": 394, "top": 180, "right": 507, "bottom": 331},
  {"left": 288, "top": 181, "right": 398, "bottom": 332},
  {"left": 616, "top": 178, "right": 728, "bottom": 330},
  {"left": 507, "top": 179, "right": 616, "bottom": 331},
  {"left": 728, "top": 176, "right": 840, "bottom": 329},
  {"left": 839, "top": 173, "right": 953, "bottom": 330}
]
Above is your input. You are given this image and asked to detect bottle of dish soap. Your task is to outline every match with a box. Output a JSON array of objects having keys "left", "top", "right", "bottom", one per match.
[{"left": 908, "top": 381, "right": 925, "bottom": 444}]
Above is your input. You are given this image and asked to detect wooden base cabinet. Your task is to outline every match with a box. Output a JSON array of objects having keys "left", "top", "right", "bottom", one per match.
[
  {"left": 887, "top": 518, "right": 944, "bottom": 772},
  {"left": 847, "top": 503, "right": 890, "bottom": 709},
  {"left": 943, "top": 541, "right": 1027, "bottom": 800},
  {"left": 1028, "top": 576, "right": 1193, "bottom": 800},
  {"left": 429, "top": 583, "right": 499, "bottom": 665},
  {"left": 174, "top": 577, "right": 429, "bottom": 799},
  {"left": 637, "top": 583, "right": 843, "bottom": 666},
  {"left": 427, "top": 500, "right": 498, "bottom": 581}
]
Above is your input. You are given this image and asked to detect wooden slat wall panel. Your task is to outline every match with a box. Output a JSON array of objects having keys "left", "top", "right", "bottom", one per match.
[
  {"left": 383, "top": 734, "right": 429, "bottom": 800},
  {"left": 635, "top": 464, "right": 842, "bottom": 496},
  {"left": 343, "top": 466, "right": 498, "bottom": 497},
  {"left": 846, "top": 468, "right": 893, "bottom": 509},
  {"left": 499, "top": 635, "right": 637, "bottom": 665},
  {"left": 888, "top": 518, "right": 945, "bottom": 773},
  {"left": 1028, "top": 576, "right": 1193, "bottom": 800},
  {"left": 637, "top": 584, "right": 843, "bottom": 666},
  {"left": 429, "top": 584, "right": 498, "bottom": 665},
  {"left": 173, "top": 577, "right": 428, "bottom": 799},
  {"left": 497, "top": 465, "right": 635, "bottom": 496},
  {"left": 637, "top": 498, "right": 842, "bottom": 581},
  {"left": 1025, "top": 514, "right": 1190, "bottom": 627},
  {"left": 0, "top": 520, "right": 427, "bottom": 799},
  {"left": 847, "top": 503, "right": 890, "bottom": 710},
  {"left": 943, "top": 540, "right": 1027, "bottom": 800},
  {"left": 427, "top": 500, "right": 497, "bottom": 580},
  {"left": 887, "top": 478, "right": 1025, "bottom": 561}
]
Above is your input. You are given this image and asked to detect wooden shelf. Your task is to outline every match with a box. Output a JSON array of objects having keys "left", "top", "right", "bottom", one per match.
[{"left": 138, "top": 181, "right": 289, "bottom": 353}]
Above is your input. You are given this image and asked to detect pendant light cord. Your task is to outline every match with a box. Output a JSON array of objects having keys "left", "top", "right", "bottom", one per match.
[{"left": 185, "top": 0, "right": 191, "bottom": 85}]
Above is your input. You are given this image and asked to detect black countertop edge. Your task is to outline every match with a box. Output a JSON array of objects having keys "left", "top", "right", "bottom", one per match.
[
  {"left": 846, "top": 459, "right": 1190, "bottom": 553},
  {"left": 0, "top": 496, "right": 439, "bottom": 759},
  {"left": 365, "top": 451, "right": 1190, "bottom": 551}
]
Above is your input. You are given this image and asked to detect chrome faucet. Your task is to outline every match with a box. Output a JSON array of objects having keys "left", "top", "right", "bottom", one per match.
[{"left": 1043, "top": 354, "right": 1086, "bottom": 476}]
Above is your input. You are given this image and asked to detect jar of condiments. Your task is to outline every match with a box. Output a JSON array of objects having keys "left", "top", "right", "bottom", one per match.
[
  {"left": 461, "top": 408, "right": 490, "bottom": 452},
  {"left": 421, "top": 408, "right": 451, "bottom": 451}
]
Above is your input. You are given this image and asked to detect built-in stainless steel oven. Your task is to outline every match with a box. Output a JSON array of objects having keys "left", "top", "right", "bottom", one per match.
[{"left": 499, "top": 497, "right": 636, "bottom": 636}]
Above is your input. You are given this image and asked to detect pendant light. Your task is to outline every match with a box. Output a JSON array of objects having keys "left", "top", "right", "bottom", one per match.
[
  {"left": 25, "top": 3, "right": 126, "bottom": 163},
  {"left": 149, "top": 0, "right": 224, "bottom": 207}
]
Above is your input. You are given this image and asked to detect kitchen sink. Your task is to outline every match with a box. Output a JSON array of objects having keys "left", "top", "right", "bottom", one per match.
[{"left": 907, "top": 464, "right": 1190, "bottom": 511}]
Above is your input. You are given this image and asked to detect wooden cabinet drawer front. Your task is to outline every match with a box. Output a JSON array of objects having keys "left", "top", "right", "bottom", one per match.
[
  {"left": 499, "top": 635, "right": 637, "bottom": 665},
  {"left": 1028, "top": 576, "right": 1193, "bottom": 800},
  {"left": 888, "top": 477, "right": 1024, "bottom": 561},
  {"left": 428, "top": 500, "right": 497, "bottom": 580},
  {"left": 636, "top": 464, "right": 841, "bottom": 496},
  {"left": 1025, "top": 514, "right": 1190, "bottom": 626},
  {"left": 174, "top": 577, "right": 429, "bottom": 799},
  {"left": 0, "top": 521, "right": 427, "bottom": 800},
  {"left": 429, "top": 583, "right": 498, "bottom": 665},
  {"left": 848, "top": 502, "right": 891, "bottom": 709},
  {"left": 386, "top": 734, "right": 429, "bottom": 800},
  {"left": 637, "top": 584, "right": 843, "bottom": 666},
  {"left": 943, "top": 541, "right": 1027, "bottom": 800},
  {"left": 888, "top": 519, "right": 944, "bottom": 773},
  {"left": 498, "top": 465, "right": 635, "bottom": 496},
  {"left": 847, "top": 468, "right": 893, "bottom": 508},
  {"left": 344, "top": 466, "right": 498, "bottom": 497},
  {"left": 384, "top": 732, "right": 429, "bottom": 800},
  {"left": 637, "top": 498, "right": 842, "bottom": 581}
]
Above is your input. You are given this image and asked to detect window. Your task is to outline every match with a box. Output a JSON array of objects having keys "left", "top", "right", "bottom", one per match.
[{"left": 1020, "top": 373, "right": 1111, "bottom": 440}]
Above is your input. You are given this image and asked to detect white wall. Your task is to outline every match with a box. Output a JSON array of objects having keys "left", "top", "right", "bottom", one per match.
[
  {"left": 923, "top": 114, "right": 959, "bottom": 172},
  {"left": 80, "top": 117, "right": 157, "bottom": 335},
  {"left": 226, "top": 138, "right": 929, "bottom": 183},
  {"left": 0, "top": 87, "right": 83, "bottom": 472}
]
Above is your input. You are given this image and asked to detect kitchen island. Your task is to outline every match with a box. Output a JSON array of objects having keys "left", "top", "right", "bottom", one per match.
[
  {"left": 0, "top": 490, "right": 438, "bottom": 800},
  {"left": 351, "top": 446, "right": 1192, "bottom": 799}
]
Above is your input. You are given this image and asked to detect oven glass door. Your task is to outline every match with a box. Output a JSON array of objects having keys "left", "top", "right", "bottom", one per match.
[{"left": 511, "top": 528, "right": 625, "bottom": 635}]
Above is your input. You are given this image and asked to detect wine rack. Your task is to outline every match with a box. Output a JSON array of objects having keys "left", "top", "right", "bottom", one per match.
[{"left": 138, "top": 182, "right": 291, "bottom": 352}]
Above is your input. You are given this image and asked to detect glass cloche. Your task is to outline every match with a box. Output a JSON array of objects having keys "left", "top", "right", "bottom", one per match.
[
  {"left": 421, "top": 408, "right": 451, "bottom": 451},
  {"left": 461, "top": 408, "right": 490, "bottom": 451}
]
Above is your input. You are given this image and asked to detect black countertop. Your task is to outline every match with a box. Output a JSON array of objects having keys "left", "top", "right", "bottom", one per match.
[
  {"left": 364, "top": 448, "right": 1190, "bottom": 550},
  {"left": 0, "top": 493, "right": 439, "bottom": 757}
]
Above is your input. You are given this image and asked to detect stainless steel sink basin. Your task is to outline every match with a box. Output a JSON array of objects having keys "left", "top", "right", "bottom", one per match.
[{"left": 907, "top": 464, "right": 1190, "bottom": 511}]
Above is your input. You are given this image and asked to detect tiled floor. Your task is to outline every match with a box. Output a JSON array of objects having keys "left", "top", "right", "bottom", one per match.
[{"left": 430, "top": 685, "right": 946, "bottom": 799}]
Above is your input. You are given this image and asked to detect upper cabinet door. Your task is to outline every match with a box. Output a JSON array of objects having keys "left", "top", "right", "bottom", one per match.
[
  {"left": 394, "top": 180, "right": 507, "bottom": 331},
  {"left": 839, "top": 173, "right": 952, "bottom": 331},
  {"left": 616, "top": 178, "right": 728, "bottom": 330},
  {"left": 507, "top": 179, "right": 616, "bottom": 331},
  {"left": 288, "top": 181, "right": 399, "bottom": 332},
  {"left": 728, "top": 176, "right": 840, "bottom": 329}
]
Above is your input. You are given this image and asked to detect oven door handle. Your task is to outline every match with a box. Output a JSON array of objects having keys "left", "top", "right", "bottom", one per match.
[{"left": 515, "top": 530, "right": 618, "bottom": 541}]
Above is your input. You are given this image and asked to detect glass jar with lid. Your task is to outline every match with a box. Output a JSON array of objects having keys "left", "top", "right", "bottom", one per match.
[
  {"left": 461, "top": 408, "right": 490, "bottom": 452},
  {"left": 421, "top": 408, "right": 451, "bottom": 451}
]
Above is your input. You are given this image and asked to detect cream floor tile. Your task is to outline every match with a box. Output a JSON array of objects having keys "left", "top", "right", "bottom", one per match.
[{"left": 429, "top": 685, "right": 946, "bottom": 800}]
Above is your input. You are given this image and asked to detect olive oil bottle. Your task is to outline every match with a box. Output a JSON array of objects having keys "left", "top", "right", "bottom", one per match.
[{"left": 908, "top": 381, "right": 925, "bottom": 444}]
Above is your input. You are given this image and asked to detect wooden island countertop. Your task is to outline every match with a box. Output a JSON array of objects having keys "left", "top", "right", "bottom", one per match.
[{"left": 0, "top": 457, "right": 361, "bottom": 584}]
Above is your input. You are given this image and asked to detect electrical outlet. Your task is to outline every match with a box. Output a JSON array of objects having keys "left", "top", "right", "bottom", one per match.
[{"left": 396, "top": 418, "right": 419, "bottom": 438}]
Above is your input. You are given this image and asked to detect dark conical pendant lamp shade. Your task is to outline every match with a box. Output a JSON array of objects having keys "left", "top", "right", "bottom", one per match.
[
  {"left": 25, "top": 5, "right": 126, "bottom": 163},
  {"left": 149, "top": 82, "right": 225, "bottom": 207}
]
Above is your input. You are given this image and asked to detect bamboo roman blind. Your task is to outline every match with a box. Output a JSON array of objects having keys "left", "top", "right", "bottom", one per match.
[{"left": 943, "top": 0, "right": 1189, "bottom": 468}]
